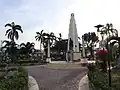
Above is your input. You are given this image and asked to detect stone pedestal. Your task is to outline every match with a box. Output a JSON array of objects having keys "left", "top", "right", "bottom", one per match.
[
  {"left": 46, "top": 58, "right": 51, "bottom": 63},
  {"left": 73, "top": 52, "right": 81, "bottom": 61}
]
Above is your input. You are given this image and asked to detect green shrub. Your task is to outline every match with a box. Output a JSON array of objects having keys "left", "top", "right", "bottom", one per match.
[
  {"left": 0, "top": 63, "right": 7, "bottom": 67},
  {"left": 88, "top": 68, "right": 110, "bottom": 90},
  {"left": 0, "top": 66, "right": 28, "bottom": 90},
  {"left": 17, "top": 60, "right": 39, "bottom": 64},
  {"left": 88, "top": 67, "right": 120, "bottom": 90}
]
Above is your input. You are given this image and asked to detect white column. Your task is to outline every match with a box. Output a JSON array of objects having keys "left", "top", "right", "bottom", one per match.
[
  {"left": 47, "top": 40, "right": 51, "bottom": 63},
  {"left": 67, "top": 38, "right": 70, "bottom": 52},
  {"left": 39, "top": 39, "right": 41, "bottom": 51},
  {"left": 47, "top": 40, "right": 50, "bottom": 58},
  {"left": 82, "top": 37, "right": 85, "bottom": 58}
]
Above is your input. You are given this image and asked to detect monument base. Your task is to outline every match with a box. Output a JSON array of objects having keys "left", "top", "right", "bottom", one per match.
[
  {"left": 46, "top": 57, "right": 51, "bottom": 63},
  {"left": 73, "top": 52, "right": 81, "bottom": 61}
]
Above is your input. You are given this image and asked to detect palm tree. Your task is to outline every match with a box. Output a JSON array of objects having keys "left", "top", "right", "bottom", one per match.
[
  {"left": 35, "top": 30, "right": 44, "bottom": 51},
  {"left": 2, "top": 40, "right": 18, "bottom": 63},
  {"left": 5, "top": 22, "right": 23, "bottom": 42},
  {"left": 90, "top": 32, "right": 99, "bottom": 59},
  {"left": 42, "top": 32, "right": 56, "bottom": 62},
  {"left": 19, "top": 42, "right": 35, "bottom": 59},
  {"left": 83, "top": 32, "right": 98, "bottom": 59}
]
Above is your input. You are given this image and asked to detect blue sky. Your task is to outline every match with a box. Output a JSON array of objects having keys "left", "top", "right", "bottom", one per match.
[{"left": 0, "top": 0, "right": 120, "bottom": 49}]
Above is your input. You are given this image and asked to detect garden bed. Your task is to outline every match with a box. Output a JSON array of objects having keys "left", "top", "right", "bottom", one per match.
[
  {"left": 0, "top": 66, "right": 28, "bottom": 90},
  {"left": 88, "top": 66, "right": 120, "bottom": 90}
]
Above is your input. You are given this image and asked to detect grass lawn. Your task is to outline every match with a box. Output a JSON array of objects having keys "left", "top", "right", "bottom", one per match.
[{"left": 46, "top": 63, "right": 82, "bottom": 69}]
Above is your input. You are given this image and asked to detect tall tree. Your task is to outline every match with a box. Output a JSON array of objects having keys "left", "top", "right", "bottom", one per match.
[
  {"left": 35, "top": 30, "right": 44, "bottom": 51},
  {"left": 83, "top": 32, "right": 98, "bottom": 59},
  {"left": 2, "top": 40, "right": 18, "bottom": 63},
  {"left": 19, "top": 42, "right": 35, "bottom": 59},
  {"left": 5, "top": 22, "right": 23, "bottom": 42},
  {"left": 42, "top": 32, "right": 56, "bottom": 61}
]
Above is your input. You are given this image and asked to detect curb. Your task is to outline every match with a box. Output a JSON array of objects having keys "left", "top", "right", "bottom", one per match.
[
  {"left": 28, "top": 76, "right": 39, "bottom": 90},
  {"left": 79, "top": 75, "right": 89, "bottom": 90}
]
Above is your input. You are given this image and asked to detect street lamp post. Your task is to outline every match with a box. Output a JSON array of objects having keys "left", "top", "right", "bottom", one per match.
[
  {"left": 95, "top": 24, "right": 112, "bottom": 88},
  {"left": 106, "top": 23, "right": 112, "bottom": 87},
  {"left": 94, "top": 24, "right": 104, "bottom": 37}
]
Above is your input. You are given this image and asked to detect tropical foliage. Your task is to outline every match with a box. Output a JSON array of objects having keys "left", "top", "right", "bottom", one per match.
[
  {"left": 19, "top": 42, "right": 35, "bottom": 60},
  {"left": 1, "top": 40, "right": 18, "bottom": 63},
  {"left": 5, "top": 22, "right": 23, "bottom": 41},
  {"left": 42, "top": 32, "right": 56, "bottom": 58},
  {"left": 82, "top": 32, "right": 98, "bottom": 58},
  {"left": 35, "top": 30, "right": 44, "bottom": 51}
]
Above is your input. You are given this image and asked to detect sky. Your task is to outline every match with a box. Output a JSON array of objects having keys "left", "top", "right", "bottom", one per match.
[{"left": 0, "top": 0, "right": 120, "bottom": 49}]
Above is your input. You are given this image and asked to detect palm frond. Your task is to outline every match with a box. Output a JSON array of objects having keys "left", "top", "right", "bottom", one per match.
[
  {"left": 15, "top": 27, "right": 23, "bottom": 33},
  {"left": 5, "top": 23, "right": 12, "bottom": 27},
  {"left": 35, "top": 36, "right": 37, "bottom": 38},
  {"left": 40, "top": 30, "right": 44, "bottom": 34},
  {"left": 7, "top": 32, "right": 11, "bottom": 39},
  {"left": 15, "top": 25, "right": 22, "bottom": 28},
  {"left": 31, "top": 42, "right": 35, "bottom": 46},
  {"left": 59, "top": 33, "right": 62, "bottom": 37},
  {"left": 5, "top": 29, "right": 11, "bottom": 36},
  {"left": 50, "top": 32, "right": 54, "bottom": 36},
  {"left": 9, "top": 32, "right": 13, "bottom": 40},
  {"left": 20, "top": 43, "right": 26, "bottom": 47},
  {"left": 36, "top": 32, "right": 40, "bottom": 35},
  {"left": 42, "top": 33, "right": 47, "bottom": 36},
  {"left": 2, "top": 40, "right": 9, "bottom": 44},
  {"left": 15, "top": 31, "right": 19, "bottom": 40},
  {"left": 36, "top": 38, "right": 40, "bottom": 41}
]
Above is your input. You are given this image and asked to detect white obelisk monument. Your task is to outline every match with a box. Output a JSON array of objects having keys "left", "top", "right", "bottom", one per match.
[{"left": 67, "top": 13, "right": 81, "bottom": 61}]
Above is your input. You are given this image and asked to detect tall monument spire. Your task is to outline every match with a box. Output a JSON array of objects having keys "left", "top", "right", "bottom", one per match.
[{"left": 68, "top": 13, "right": 79, "bottom": 52}]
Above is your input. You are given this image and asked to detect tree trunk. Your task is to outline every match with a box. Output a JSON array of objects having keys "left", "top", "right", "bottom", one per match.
[
  {"left": 47, "top": 40, "right": 50, "bottom": 58},
  {"left": 90, "top": 43, "right": 93, "bottom": 60},
  {"left": 12, "top": 35, "right": 14, "bottom": 42},
  {"left": 82, "top": 37, "right": 85, "bottom": 58},
  {"left": 40, "top": 39, "right": 41, "bottom": 51}
]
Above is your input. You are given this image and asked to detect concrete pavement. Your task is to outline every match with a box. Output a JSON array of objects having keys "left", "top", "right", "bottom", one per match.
[{"left": 28, "top": 65, "right": 87, "bottom": 90}]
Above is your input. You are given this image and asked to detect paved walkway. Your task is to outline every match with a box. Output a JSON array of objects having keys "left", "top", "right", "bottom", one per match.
[{"left": 28, "top": 65, "right": 87, "bottom": 90}]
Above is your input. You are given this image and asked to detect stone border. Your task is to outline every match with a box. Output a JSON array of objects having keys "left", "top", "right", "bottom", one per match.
[
  {"left": 28, "top": 76, "right": 39, "bottom": 90},
  {"left": 79, "top": 75, "right": 89, "bottom": 90}
]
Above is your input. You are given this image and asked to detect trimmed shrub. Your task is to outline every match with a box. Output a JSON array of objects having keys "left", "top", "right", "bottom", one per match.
[
  {"left": 17, "top": 60, "right": 38, "bottom": 63},
  {"left": 88, "top": 67, "right": 120, "bottom": 90},
  {"left": 0, "top": 66, "right": 28, "bottom": 90},
  {"left": 0, "top": 63, "right": 7, "bottom": 67},
  {"left": 88, "top": 68, "right": 109, "bottom": 90}
]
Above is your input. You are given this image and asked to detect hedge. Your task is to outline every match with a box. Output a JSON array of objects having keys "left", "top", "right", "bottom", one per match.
[
  {"left": 88, "top": 65, "right": 120, "bottom": 90},
  {"left": 0, "top": 66, "right": 28, "bottom": 90},
  {"left": 88, "top": 68, "right": 110, "bottom": 90}
]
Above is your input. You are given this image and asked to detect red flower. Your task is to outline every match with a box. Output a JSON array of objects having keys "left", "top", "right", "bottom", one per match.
[
  {"left": 96, "top": 49, "right": 108, "bottom": 56},
  {"left": 95, "top": 49, "right": 108, "bottom": 60}
]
